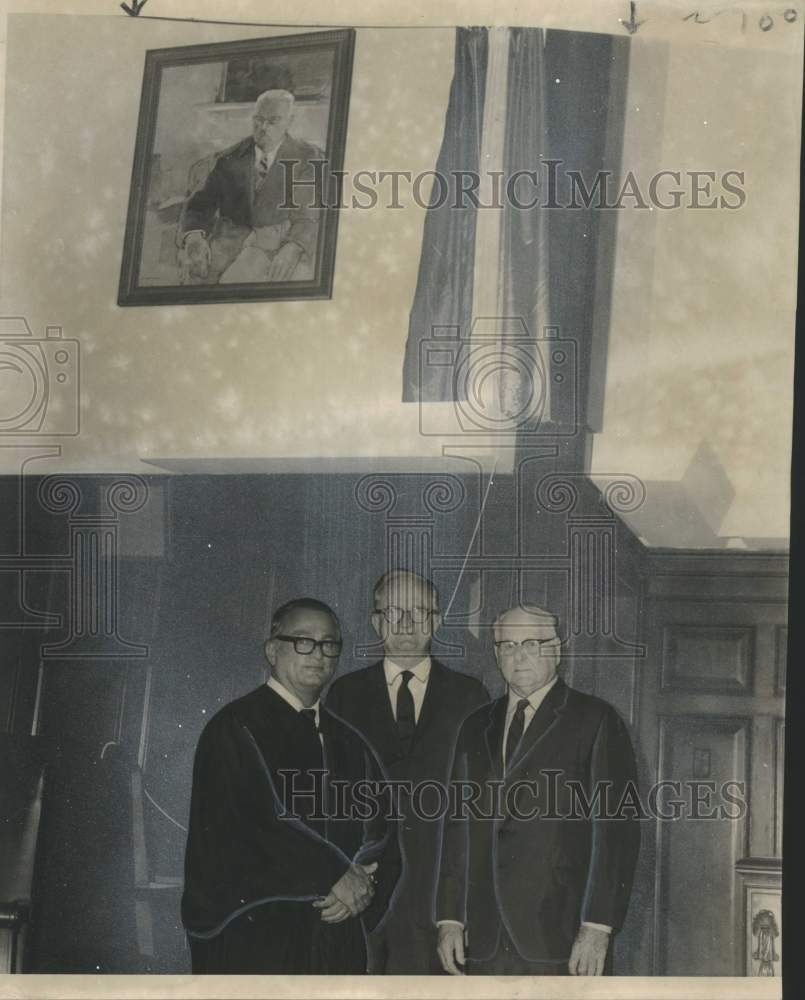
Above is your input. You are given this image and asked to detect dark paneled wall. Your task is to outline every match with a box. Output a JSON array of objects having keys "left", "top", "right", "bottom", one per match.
[
  {"left": 634, "top": 551, "right": 787, "bottom": 976},
  {"left": 0, "top": 474, "right": 786, "bottom": 973}
]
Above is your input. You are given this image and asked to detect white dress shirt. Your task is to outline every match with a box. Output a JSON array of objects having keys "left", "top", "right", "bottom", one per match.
[
  {"left": 255, "top": 141, "right": 282, "bottom": 179},
  {"left": 266, "top": 675, "right": 322, "bottom": 743},
  {"left": 438, "top": 674, "right": 611, "bottom": 935},
  {"left": 383, "top": 656, "right": 431, "bottom": 723}
]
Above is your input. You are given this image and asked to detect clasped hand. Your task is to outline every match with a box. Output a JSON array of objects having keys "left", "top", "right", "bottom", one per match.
[
  {"left": 312, "top": 862, "right": 378, "bottom": 923},
  {"left": 177, "top": 232, "right": 211, "bottom": 283}
]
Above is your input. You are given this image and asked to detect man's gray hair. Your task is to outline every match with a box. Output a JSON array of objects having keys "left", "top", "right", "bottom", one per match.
[
  {"left": 372, "top": 570, "right": 440, "bottom": 611},
  {"left": 255, "top": 88, "right": 295, "bottom": 112},
  {"left": 492, "top": 603, "right": 560, "bottom": 639}
]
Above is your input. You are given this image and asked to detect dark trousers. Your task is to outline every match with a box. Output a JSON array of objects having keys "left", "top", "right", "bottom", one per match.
[
  {"left": 367, "top": 909, "right": 444, "bottom": 974},
  {"left": 467, "top": 922, "right": 616, "bottom": 976},
  {"left": 189, "top": 900, "right": 367, "bottom": 974},
  {"left": 467, "top": 923, "right": 570, "bottom": 976}
]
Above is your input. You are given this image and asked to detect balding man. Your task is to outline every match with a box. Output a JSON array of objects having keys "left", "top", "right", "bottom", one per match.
[
  {"left": 182, "top": 598, "right": 400, "bottom": 974},
  {"left": 436, "top": 604, "right": 639, "bottom": 976},
  {"left": 325, "top": 570, "right": 489, "bottom": 973},
  {"left": 178, "top": 89, "right": 323, "bottom": 284}
]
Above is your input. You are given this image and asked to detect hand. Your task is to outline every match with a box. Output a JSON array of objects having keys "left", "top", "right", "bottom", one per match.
[
  {"left": 437, "top": 923, "right": 466, "bottom": 976},
  {"left": 312, "top": 892, "right": 351, "bottom": 924},
  {"left": 266, "top": 241, "right": 303, "bottom": 281},
  {"left": 178, "top": 232, "right": 211, "bottom": 283},
  {"left": 331, "top": 863, "right": 376, "bottom": 917},
  {"left": 568, "top": 925, "right": 610, "bottom": 976},
  {"left": 312, "top": 863, "right": 377, "bottom": 923}
]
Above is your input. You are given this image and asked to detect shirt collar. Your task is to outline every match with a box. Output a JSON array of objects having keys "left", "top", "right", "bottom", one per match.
[
  {"left": 255, "top": 141, "right": 281, "bottom": 168},
  {"left": 266, "top": 675, "right": 320, "bottom": 721},
  {"left": 507, "top": 674, "right": 558, "bottom": 713},
  {"left": 383, "top": 656, "right": 431, "bottom": 686}
]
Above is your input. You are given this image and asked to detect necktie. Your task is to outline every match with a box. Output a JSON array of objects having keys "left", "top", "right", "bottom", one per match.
[
  {"left": 256, "top": 155, "right": 269, "bottom": 189},
  {"left": 396, "top": 670, "right": 416, "bottom": 748},
  {"left": 300, "top": 708, "right": 318, "bottom": 730},
  {"left": 298, "top": 708, "right": 324, "bottom": 828},
  {"left": 300, "top": 708, "right": 322, "bottom": 760},
  {"left": 505, "top": 698, "right": 530, "bottom": 770}
]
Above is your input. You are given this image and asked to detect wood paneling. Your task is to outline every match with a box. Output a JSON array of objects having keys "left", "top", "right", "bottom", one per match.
[
  {"left": 661, "top": 625, "right": 753, "bottom": 693},
  {"left": 774, "top": 721, "right": 785, "bottom": 858},
  {"left": 775, "top": 627, "right": 788, "bottom": 695},
  {"left": 635, "top": 549, "right": 786, "bottom": 976},
  {"left": 655, "top": 715, "right": 750, "bottom": 975}
]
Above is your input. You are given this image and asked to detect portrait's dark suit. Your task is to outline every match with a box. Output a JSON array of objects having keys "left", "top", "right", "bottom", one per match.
[
  {"left": 436, "top": 678, "right": 639, "bottom": 969},
  {"left": 182, "top": 684, "right": 400, "bottom": 974},
  {"left": 180, "top": 134, "right": 323, "bottom": 280},
  {"left": 326, "top": 660, "right": 489, "bottom": 973}
]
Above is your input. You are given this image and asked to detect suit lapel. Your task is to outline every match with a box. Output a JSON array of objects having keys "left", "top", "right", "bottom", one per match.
[
  {"left": 409, "top": 659, "right": 446, "bottom": 749},
  {"left": 245, "top": 140, "right": 257, "bottom": 215},
  {"left": 506, "top": 678, "right": 569, "bottom": 778},
  {"left": 484, "top": 697, "right": 508, "bottom": 779},
  {"left": 364, "top": 661, "right": 405, "bottom": 760}
]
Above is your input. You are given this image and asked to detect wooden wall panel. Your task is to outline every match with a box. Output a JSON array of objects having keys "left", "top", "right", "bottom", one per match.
[
  {"left": 661, "top": 625, "right": 754, "bottom": 694},
  {"left": 635, "top": 550, "right": 787, "bottom": 977},
  {"left": 655, "top": 716, "right": 750, "bottom": 975}
]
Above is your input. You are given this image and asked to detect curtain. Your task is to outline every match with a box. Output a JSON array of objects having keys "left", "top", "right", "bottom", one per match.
[
  {"left": 401, "top": 25, "right": 627, "bottom": 434},
  {"left": 401, "top": 27, "right": 488, "bottom": 402},
  {"left": 498, "top": 28, "right": 551, "bottom": 425}
]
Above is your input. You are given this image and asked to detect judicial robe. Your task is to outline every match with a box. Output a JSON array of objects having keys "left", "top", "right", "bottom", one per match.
[{"left": 181, "top": 684, "right": 401, "bottom": 974}]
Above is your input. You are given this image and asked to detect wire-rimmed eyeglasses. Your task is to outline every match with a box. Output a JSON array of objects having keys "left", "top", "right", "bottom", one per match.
[
  {"left": 375, "top": 606, "right": 435, "bottom": 625},
  {"left": 494, "top": 638, "right": 556, "bottom": 655}
]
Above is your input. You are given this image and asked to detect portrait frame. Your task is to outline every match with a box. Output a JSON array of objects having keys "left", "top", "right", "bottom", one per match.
[{"left": 117, "top": 28, "right": 355, "bottom": 306}]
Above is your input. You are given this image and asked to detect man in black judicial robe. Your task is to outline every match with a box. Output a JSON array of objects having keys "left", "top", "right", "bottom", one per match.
[
  {"left": 325, "top": 571, "right": 489, "bottom": 973},
  {"left": 182, "top": 598, "right": 401, "bottom": 974}
]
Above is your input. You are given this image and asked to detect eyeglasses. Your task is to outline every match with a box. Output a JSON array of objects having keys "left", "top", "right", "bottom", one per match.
[
  {"left": 273, "top": 635, "right": 342, "bottom": 658},
  {"left": 494, "top": 638, "right": 556, "bottom": 655},
  {"left": 375, "top": 606, "right": 435, "bottom": 625}
]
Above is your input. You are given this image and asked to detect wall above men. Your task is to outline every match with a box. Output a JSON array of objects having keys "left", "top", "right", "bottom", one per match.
[{"left": 0, "top": 13, "right": 798, "bottom": 549}]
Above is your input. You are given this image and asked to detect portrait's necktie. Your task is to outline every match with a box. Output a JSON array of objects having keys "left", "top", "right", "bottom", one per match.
[
  {"left": 396, "top": 670, "right": 416, "bottom": 748},
  {"left": 256, "top": 154, "right": 269, "bottom": 189},
  {"left": 504, "top": 698, "right": 530, "bottom": 770}
]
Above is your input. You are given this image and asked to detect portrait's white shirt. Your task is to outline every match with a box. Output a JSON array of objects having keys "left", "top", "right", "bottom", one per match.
[
  {"left": 266, "top": 674, "right": 321, "bottom": 741},
  {"left": 255, "top": 141, "right": 282, "bottom": 175},
  {"left": 383, "top": 656, "right": 431, "bottom": 723}
]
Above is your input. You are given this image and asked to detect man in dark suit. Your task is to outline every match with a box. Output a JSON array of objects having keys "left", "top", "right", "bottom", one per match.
[
  {"left": 325, "top": 571, "right": 489, "bottom": 973},
  {"left": 436, "top": 604, "right": 639, "bottom": 976},
  {"left": 182, "top": 598, "right": 400, "bottom": 974},
  {"left": 177, "top": 89, "right": 323, "bottom": 284}
]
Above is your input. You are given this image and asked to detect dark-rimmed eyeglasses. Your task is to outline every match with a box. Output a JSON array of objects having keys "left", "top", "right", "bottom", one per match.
[
  {"left": 375, "top": 606, "right": 434, "bottom": 625},
  {"left": 494, "top": 638, "right": 556, "bottom": 655},
  {"left": 274, "top": 635, "right": 342, "bottom": 658}
]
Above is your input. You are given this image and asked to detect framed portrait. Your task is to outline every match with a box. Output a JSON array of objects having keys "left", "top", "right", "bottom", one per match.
[{"left": 118, "top": 29, "right": 355, "bottom": 306}]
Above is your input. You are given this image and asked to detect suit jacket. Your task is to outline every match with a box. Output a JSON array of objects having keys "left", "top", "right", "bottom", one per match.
[
  {"left": 182, "top": 684, "right": 400, "bottom": 959},
  {"left": 436, "top": 678, "right": 639, "bottom": 963},
  {"left": 180, "top": 134, "right": 323, "bottom": 258},
  {"left": 325, "top": 660, "right": 489, "bottom": 928}
]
